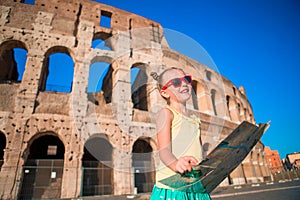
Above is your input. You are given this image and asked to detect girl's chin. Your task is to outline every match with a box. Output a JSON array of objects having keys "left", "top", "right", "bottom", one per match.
[{"left": 179, "top": 95, "right": 191, "bottom": 102}]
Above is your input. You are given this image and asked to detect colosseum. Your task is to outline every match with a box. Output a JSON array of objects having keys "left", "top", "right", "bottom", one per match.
[{"left": 0, "top": 0, "right": 272, "bottom": 199}]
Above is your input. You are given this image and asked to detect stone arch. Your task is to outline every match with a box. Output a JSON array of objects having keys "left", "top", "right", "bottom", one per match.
[
  {"left": 236, "top": 102, "right": 242, "bottom": 121},
  {"left": 248, "top": 107, "right": 254, "bottom": 123},
  {"left": 82, "top": 134, "right": 113, "bottom": 196},
  {"left": 226, "top": 95, "right": 231, "bottom": 120},
  {"left": 40, "top": 46, "right": 75, "bottom": 93},
  {"left": 210, "top": 89, "right": 217, "bottom": 116},
  {"left": 211, "top": 87, "right": 227, "bottom": 118},
  {"left": 232, "top": 86, "right": 237, "bottom": 95},
  {"left": 131, "top": 63, "right": 149, "bottom": 111},
  {"left": 195, "top": 79, "right": 211, "bottom": 113},
  {"left": 0, "top": 131, "right": 6, "bottom": 168},
  {"left": 226, "top": 95, "right": 240, "bottom": 122},
  {"left": 244, "top": 104, "right": 253, "bottom": 122},
  {"left": 190, "top": 80, "right": 199, "bottom": 110},
  {"left": 19, "top": 132, "right": 65, "bottom": 199},
  {"left": 239, "top": 103, "right": 246, "bottom": 121},
  {"left": 87, "top": 61, "right": 110, "bottom": 93},
  {"left": 92, "top": 31, "right": 113, "bottom": 50},
  {"left": 244, "top": 108, "right": 249, "bottom": 121},
  {"left": 25, "top": 132, "right": 65, "bottom": 160},
  {"left": 205, "top": 70, "right": 212, "bottom": 81},
  {"left": 132, "top": 137, "right": 155, "bottom": 193},
  {"left": 87, "top": 56, "right": 116, "bottom": 104},
  {"left": 44, "top": 45, "right": 75, "bottom": 59},
  {"left": 0, "top": 40, "right": 28, "bottom": 82}
]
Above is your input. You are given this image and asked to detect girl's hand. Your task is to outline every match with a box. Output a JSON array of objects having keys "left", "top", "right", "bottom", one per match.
[{"left": 175, "top": 156, "right": 199, "bottom": 174}]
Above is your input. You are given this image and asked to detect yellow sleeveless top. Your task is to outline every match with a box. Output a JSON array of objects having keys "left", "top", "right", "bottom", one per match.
[{"left": 155, "top": 106, "right": 203, "bottom": 189}]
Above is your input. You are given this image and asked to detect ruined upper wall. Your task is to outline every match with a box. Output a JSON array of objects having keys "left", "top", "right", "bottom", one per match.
[
  {"left": 0, "top": 0, "right": 254, "bottom": 124},
  {"left": 1, "top": 0, "right": 163, "bottom": 37}
]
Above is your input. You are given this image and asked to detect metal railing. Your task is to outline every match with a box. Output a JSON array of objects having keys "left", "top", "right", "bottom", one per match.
[
  {"left": 81, "top": 161, "right": 114, "bottom": 197},
  {"left": 18, "top": 160, "right": 64, "bottom": 200},
  {"left": 272, "top": 169, "right": 300, "bottom": 182},
  {"left": 0, "top": 160, "right": 156, "bottom": 199}
]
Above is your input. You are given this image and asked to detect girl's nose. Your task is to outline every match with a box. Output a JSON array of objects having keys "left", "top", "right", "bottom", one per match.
[{"left": 181, "top": 81, "right": 189, "bottom": 87}]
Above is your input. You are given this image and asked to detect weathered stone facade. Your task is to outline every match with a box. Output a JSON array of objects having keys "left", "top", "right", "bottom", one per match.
[{"left": 0, "top": 0, "right": 271, "bottom": 199}]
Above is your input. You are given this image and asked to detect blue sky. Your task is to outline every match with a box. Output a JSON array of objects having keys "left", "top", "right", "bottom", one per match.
[{"left": 93, "top": 0, "right": 300, "bottom": 158}]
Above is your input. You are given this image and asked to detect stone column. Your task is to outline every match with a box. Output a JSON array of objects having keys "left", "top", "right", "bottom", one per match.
[
  {"left": 0, "top": 117, "right": 28, "bottom": 200},
  {"left": 15, "top": 54, "right": 44, "bottom": 114},
  {"left": 229, "top": 100, "right": 241, "bottom": 123},
  {"left": 112, "top": 149, "right": 134, "bottom": 195},
  {"left": 230, "top": 164, "right": 247, "bottom": 185},
  {"left": 111, "top": 66, "right": 133, "bottom": 133},
  {"left": 60, "top": 128, "right": 83, "bottom": 198},
  {"left": 198, "top": 91, "right": 214, "bottom": 115}
]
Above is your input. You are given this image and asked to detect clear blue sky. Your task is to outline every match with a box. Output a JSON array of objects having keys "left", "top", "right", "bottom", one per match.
[{"left": 94, "top": 0, "right": 300, "bottom": 158}]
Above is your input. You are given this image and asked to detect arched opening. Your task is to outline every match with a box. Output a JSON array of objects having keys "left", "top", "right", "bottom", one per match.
[
  {"left": 87, "top": 62, "right": 110, "bottom": 93},
  {"left": 244, "top": 108, "right": 248, "bottom": 121},
  {"left": 40, "top": 47, "right": 74, "bottom": 93},
  {"left": 232, "top": 87, "right": 236, "bottom": 95},
  {"left": 205, "top": 70, "right": 212, "bottom": 81},
  {"left": 226, "top": 95, "right": 232, "bottom": 120},
  {"left": 249, "top": 113, "right": 254, "bottom": 123},
  {"left": 211, "top": 89, "right": 217, "bottom": 116},
  {"left": 0, "top": 132, "right": 6, "bottom": 168},
  {"left": 237, "top": 103, "right": 241, "bottom": 120},
  {"left": 91, "top": 32, "right": 112, "bottom": 51},
  {"left": 19, "top": 134, "right": 65, "bottom": 199},
  {"left": 131, "top": 63, "right": 148, "bottom": 111},
  {"left": 0, "top": 40, "right": 27, "bottom": 83},
  {"left": 191, "top": 80, "right": 199, "bottom": 110},
  {"left": 91, "top": 39, "right": 111, "bottom": 50},
  {"left": 132, "top": 138, "right": 154, "bottom": 193},
  {"left": 82, "top": 135, "right": 113, "bottom": 196},
  {"left": 0, "top": 40, "right": 28, "bottom": 111},
  {"left": 238, "top": 103, "right": 246, "bottom": 121},
  {"left": 87, "top": 61, "right": 113, "bottom": 104}
]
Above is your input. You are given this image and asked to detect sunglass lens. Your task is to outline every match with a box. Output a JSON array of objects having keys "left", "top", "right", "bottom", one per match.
[
  {"left": 184, "top": 76, "right": 192, "bottom": 83},
  {"left": 172, "top": 78, "right": 182, "bottom": 87}
]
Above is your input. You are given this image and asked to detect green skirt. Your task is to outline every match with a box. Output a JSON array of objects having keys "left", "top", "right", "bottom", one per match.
[{"left": 150, "top": 185, "right": 211, "bottom": 200}]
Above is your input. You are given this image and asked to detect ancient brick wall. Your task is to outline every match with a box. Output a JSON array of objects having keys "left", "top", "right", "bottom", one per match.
[{"left": 0, "top": 0, "right": 269, "bottom": 199}]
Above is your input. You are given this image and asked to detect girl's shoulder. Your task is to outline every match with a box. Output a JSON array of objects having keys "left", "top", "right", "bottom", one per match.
[{"left": 157, "top": 107, "right": 174, "bottom": 120}]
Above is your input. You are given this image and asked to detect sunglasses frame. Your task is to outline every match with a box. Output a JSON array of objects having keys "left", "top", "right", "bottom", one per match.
[{"left": 161, "top": 75, "right": 192, "bottom": 90}]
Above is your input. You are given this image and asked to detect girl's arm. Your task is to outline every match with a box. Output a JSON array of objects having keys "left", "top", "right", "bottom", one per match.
[{"left": 156, "top": 108, "right": 198, "bottom": 173}]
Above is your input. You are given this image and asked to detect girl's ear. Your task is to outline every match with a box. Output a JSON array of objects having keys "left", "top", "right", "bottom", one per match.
[{"left": 160, "top": 90, "right": 170, "bottom": 99}]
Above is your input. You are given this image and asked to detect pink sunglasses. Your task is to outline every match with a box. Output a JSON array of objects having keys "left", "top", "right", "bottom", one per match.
[{"left": 161, "top": 75, "right": 192, "bottom": 90}]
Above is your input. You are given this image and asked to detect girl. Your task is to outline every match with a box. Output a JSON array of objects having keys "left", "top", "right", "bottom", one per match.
[{"left": 150, "top": 67, "right": 211, "bottom": 200}]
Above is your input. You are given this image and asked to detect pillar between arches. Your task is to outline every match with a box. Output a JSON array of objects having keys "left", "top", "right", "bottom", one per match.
[
  {"left": 112, "top": 149, "right": 134, "bottom": 195},
  {"left": 60, "top": 158, "right": 82, "bottom": 198}
]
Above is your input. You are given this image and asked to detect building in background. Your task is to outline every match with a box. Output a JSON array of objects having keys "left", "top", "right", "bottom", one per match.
[
  {"left": 284, "top": 152, "right": 300, "bottom": 170},
  {"left": 0, "top": 0, "right": 271, "bottom": 199},
  {"left": 264, "top": 146, "right": 284, "bottom": 173}
]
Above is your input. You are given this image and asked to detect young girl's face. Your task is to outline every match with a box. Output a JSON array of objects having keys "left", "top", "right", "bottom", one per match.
[{"left": 160, "top": 69, "right": 192, "bottom": 103}]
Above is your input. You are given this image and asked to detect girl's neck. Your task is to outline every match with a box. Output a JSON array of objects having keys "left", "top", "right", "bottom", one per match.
[{"left": 169, "top": 102, "right": 188, "bottom": 116}]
